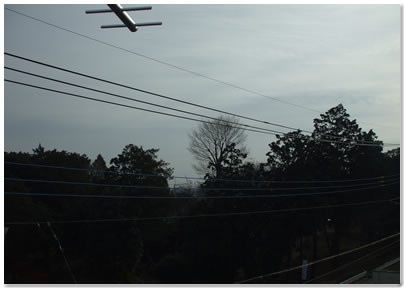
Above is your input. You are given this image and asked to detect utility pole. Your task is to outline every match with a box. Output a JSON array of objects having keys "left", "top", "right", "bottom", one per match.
[{"left": 86, "top": 4, "right": 162, "bottom": 32}]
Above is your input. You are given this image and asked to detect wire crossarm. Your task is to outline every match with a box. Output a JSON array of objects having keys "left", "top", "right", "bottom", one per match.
[
  {"left": 86, "top": 4, "right": 162, "bottom": 32},
  {"left": 85, "top": 5, "right": 152, "bottom": 14}
]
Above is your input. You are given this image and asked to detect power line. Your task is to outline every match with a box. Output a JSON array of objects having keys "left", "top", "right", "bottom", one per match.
[
  {"left": 236, "top": 232, "right": 400, "bottom": 283},
  {"left": 5, "top": 54, "right": 398, "bottom": 147},
  {"left": 4, "top": 7, "right": 399, "bottom": 130},
  {"left": 5, "top": 53, "right": 399, "bottom": 147},
  {"left": 5, "top": 161, "right": 400, "bottom": 184},
  {"left": 6, "top": 67, "right": 400, "bottom": 148},
  {"left": 4, "top": 78, "right": 394, "bottom": 148},
  {"left": 4, "top": 176, "right": 399, "bottom": 192},
  {"left": 304, "top": 239, "right": 400, "bottom": 283},
  {"left": 4, "top": 197, "right": 399, "bottom": 225},
  {"left": 5, "top": 161, "right": 170, "bottom": 179},
  {"left": 4, "top": 180, "right": 399, "bottom": 199},
  {"left": 4, "top": 177, "right": 170, "bottom": 190},
  {"left": 4, "top": 79, "right": 277, "bottom": 137},
  {"left": 311, "top": 136, "right": 396, "bottom": 147},
  {"left": 4, "top": 66, "right": 288, "bottom": 136},
  {"left": 199, "top": 179, "right": 400, "bottom": 192},
  {"left": 4, "top": 52, "right": 306, "bottom": 134}
]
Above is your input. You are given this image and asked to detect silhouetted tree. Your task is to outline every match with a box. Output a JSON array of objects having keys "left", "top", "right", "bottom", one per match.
[
  {"left": 4, "top": 105, "right": 399, "bottom": 284},
  {"left": 109, "top": 144, "right": 173, "bottom": 186},
  {"left": 264, "top": 104, "right": 398, "bottom": 280},
  {"left": 188, "top": 115, "right": 247, "bottom": 177},
  {"left": 266, "top": 130, "right": 311, "bottom": 178},
  {"left": 90, "top": 154, "right": 107, "bottom": 181}
]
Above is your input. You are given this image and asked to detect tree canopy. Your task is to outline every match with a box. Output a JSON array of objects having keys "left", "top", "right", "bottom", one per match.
[
  {"left": 188, "top": 115, "right": 247, "bottom": 178},
  {"left": 5, "top": 105, "right": 400, "bottom": 284}
]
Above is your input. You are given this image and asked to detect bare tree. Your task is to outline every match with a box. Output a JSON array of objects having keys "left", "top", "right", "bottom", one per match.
[{"left": 188, "top": 115, "right": 247, "bottom": 177}]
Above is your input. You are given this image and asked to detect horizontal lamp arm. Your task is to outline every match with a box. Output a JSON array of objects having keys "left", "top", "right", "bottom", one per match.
[
  {"left": 86, "top": 6, "right": 152, "bottom": 14},
  {"left": 135, "top": 21, "right": 163, "bottom": 27},
  {"left": 101, "top": 24, "right": 127, "bottom": 29}
]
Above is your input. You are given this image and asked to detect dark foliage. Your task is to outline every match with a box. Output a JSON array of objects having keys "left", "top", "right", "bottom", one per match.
[{"left": 4, "top": 105, "right": 400, "bottom": 284}]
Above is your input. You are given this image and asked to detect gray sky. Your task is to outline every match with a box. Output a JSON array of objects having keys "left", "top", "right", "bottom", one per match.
[{"left": 4, "top": 4, "right": 401, "bottom": 182}]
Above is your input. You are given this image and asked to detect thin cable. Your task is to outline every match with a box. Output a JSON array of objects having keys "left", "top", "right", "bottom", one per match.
[
  {"left": 4, "top": 78, "right": 392, "bottom": 147},
  {"left": 4, "top": 181, "right": 399, "bottom": 199},
  {"left": 199, "top": 178, "right": 400, "bottom": 192},
  {"left": 5, "top": 161, "right": 170, "bottom": 179},
  {"left": 4, "top": 66, "right": 288, "bottom": 136},
  {"left": 47, "top": 222, "right": 77, "bottom": 284},
  {"left": 5, "top": 161, "right": 400, "bottom": 184},
  {"left": 4, "top": 66, "right": 397, "bottom": 148},
  {"left": 4, "top": 79, "right": 277, "bottom": 137},
  {"left": 4, "top": 197, "right": 399, "bottom": 225},
  {"left": 304, "top": 239, "right": 400, "bottom": 283},
  {"left": 4, "top": 176, "right": 399, "bottom": 192},
  {"left": 5, "top": 177, "right": 173, "bottom": 190},
  {"left": 7, "top": 66, "right": 400, "bottom": 147},
  {"left": 5, "top": 54, "right": 399, "bottom": 146},
  {"left": 236, "top": 232, "right": 400, "bottom": 283},
  {"left": 4, "top": 7, "right": 398, "bottom": 130},
  {"left": 311, "top": 136, "right": 396, "bottom": 147},
  {"left": 4, "top": 52, "right": 307, "bottom": 133}
]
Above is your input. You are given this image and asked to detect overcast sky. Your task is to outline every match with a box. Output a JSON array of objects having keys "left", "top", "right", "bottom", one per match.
[{"left": 4, "top": 4, "right": 401, "bottom": 182}]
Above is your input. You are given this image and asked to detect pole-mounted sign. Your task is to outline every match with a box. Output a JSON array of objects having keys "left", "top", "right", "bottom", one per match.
[{"left": 86, "top": 4, "right": 162, "bottom": 32}]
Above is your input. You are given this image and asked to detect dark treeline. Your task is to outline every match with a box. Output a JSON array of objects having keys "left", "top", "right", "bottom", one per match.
[{"left": 4, "top": 104, "right": 400, "bottom": 284}]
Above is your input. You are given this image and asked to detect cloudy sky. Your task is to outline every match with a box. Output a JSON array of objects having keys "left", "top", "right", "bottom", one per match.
[{"left": 4, "top": 4, "right": 401, "bottom": 182}]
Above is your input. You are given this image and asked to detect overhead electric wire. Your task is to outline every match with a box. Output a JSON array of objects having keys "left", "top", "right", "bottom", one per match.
[
  {"left": 304, "top": 239, "right": 400, "bottom": 284},
  {"left": 4, "top": 77, "right": 392, "bottom": 148},
  {"left": 4, "top": 176, "right": 399, "bottom": 193},
  {"left": 4, "top": 197, "right": 399, "bottom": 225},
  {"left": 4, "top": 79, "right": 277, "bottom": 137},
  {"left": 5, "top": 7, "right": 399, "bottom": 130},
  {"left": 5, "top": 78, "right": 388, "bottom": 148},
  {"left": 4, "top": 52, "right": 307, "bottom": 133},
  {"left": 4, "top": 66, "right": 286, "bottom": 135},
  {"left": 4, "top": 53, "right": 399, "bottom": 147},
  {"left": 4, "top": 180, "right": 400, "bottom": 199},
  {"left": 5, "top": 161, "right": 401, "bottom": 184},
  {"left": 311, "top": 136, "right": 395, "bottom": 147},
  {"left": 236, "top": 232, "right": 400, "bottom": 284},
  {"left": 5, "top": 161, "right": 170, "bottom": 179}
]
